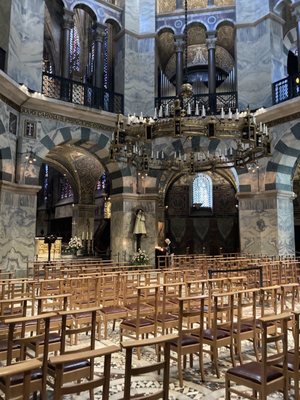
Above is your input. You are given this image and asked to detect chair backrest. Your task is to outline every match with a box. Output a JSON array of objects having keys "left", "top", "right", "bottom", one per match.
[
  {"left": 259, "top": 312, "right": 291, "bottom": 388},
  {"left": 49, "top": 345, "right": 120, "bottom": 400},
  {"left": 0, "top": 358, "right": 42, "bottom": 400},
  {"left": 121, "top": 333, "right": 178, "bottom": 400}
]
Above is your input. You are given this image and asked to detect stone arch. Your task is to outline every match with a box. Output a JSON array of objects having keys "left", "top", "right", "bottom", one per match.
[
  {"left": 104, "top": 17, "right": 122, "bottom": 32},
  {"left": 264, "top": 121, "right": 300, "bottom": 192},
  {"left": 70, "top": 1, "right": 97, "bottom": 21},
  {"left": 24, "top": 126, "right": 132, "bottom": 197},
  {"left": 156, "top": 27, "right": 176, "bottom": 37}
]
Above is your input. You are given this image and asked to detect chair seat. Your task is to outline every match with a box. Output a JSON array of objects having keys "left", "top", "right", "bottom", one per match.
[
  {"left": 203, "top": 328, "right": 231, "bottom": 340},
  {"left": 227, "top": 361, "right": 283, "bottom": 383},
  {"left": 100, "top": 305, "right": 128, "bottom": 314},
  {"left": 48, "top": 359, "right": 90, "bottom": 372},
  {"left": 0, "top": 341, "right": 20, "bottom": 351},
  {"left": 222, "top": 322, "right": 254, "bottom": 334},
  {"left": 170, "top": 334, "right": 199, "bottom": 347},
  {"left": 31, "top": 332, "right": 61, "bottom": 345},
  {"left": 0, "top": 369, "right": 42, "bottom": 385},
  {"left": 277, "top": 352, "right": 300, "bottom": 371},
  {"left": 121, "top": 318, "right": 154, "bottom": 328},
  {"left": 156, "top": 313, "right": 178, "bottom": 323}
]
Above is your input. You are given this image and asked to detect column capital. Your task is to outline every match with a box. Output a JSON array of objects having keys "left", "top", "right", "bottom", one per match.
[
  {"left": 93, "top": 22, "right": 106, "bottom": 42},
  {"left": 174, "top": 34, "right": 185, "bottom": 51},
  {"left": 206, "top": 31, "right": 217, "bottom": 50},
  {"left": 62, "top": 9, "right": 74, "bottom": 30}
]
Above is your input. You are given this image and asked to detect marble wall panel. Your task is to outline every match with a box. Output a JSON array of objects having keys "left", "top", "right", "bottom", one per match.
[
  {"left": 237, "top": 20, "right": 274, "bottom": 109},
  {"left": 7, "top": 0, "right": 45, "bottom": 92},
  {"left": 0, "top": 100, "right": 18, "bottom": 181},
  {"left": 139, "top": 0, "right": 155, "bottom": 33},
  {"left": 124, "top": 35, "right": 156, "bottom": 116},
  {"left": 239, "top": 207, "right": 278, "bottom": 255},
  {"left": 277, "top": 195, "right": 295, "bottom": 254},
  {"left": 236, "top": 0, "right": 270, "bottom": 23},
  {"left": 0, "top": 0, "right": 12, "bottom": 52},
  {"left": 0, "top": 186, "right": 37, "bottom": 276},
  {"left": 124, "top": 0, "right": 139, "bottom": 34},
  {"left": 239, "top": 192, "right": 295, "bottom": 256}
]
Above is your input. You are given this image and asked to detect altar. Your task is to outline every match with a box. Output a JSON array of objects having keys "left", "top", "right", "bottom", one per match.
[{"left": 35, "top": 237, "right": 62, "bottom": 260}]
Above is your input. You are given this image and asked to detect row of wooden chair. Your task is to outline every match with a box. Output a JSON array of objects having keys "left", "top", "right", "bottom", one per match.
[{"left": 0, "top": 306, "right": 177, "bottom": 399}]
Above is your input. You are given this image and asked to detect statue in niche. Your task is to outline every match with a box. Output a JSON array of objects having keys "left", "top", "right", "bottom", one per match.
[{"left": 133, "top": 209, "right": 147, "bottom": 251}]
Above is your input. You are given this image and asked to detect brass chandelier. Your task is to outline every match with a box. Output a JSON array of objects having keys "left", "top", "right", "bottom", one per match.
[{"left": 110, "top": 85, "right": 271, "bottom": 177}]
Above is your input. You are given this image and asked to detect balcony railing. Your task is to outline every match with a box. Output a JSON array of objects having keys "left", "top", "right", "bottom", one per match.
[
  {"left": 42, "top": 72, "right": 124, "bottom": 114},
  {"left": 155, "top": 91, "right": 238, "bottom": 115},
  {"left": 272, "top": 74, "right": 300, "bottom": 105}
]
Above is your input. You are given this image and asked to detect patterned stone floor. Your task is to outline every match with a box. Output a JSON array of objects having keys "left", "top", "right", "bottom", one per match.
[{"left": 45, "top": 321, "right": 292, "bottom": 399}]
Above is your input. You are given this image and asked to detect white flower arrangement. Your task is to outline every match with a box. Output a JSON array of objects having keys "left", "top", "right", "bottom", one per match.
[
  {"left": 67, "top": 236, "right": 83, "bottom": 251},
  {"left": 131, "top": 249, "right": 150, "bottom": 265}
]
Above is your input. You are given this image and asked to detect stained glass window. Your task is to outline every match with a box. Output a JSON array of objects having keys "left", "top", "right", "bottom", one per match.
[
  {"left": 192, "top": 173, "right": 212, "bottom": 208},
  {"left": 70, "top": 26, "right": 81, "bottom": 73},
  {"left": 96, "top": 172, "right": 108, "bottom": 192},
  {"left": 59, "top": 176, "right": 73, "bottom": 199},
  {"left": 43, "top": 164, "right": 49, "bottom": 203}
]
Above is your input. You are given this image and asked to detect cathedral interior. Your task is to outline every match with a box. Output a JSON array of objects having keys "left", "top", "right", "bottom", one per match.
[{"left": 1, "top": 1, "right": 300, "bottom": 398}]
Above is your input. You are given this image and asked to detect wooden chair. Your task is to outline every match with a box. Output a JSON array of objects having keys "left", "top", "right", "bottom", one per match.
[
  {"left": 120, "top": 285, "right": 159, "bottom": 359},
  {"left": 0, "top": 358, "right": 42, "bottom": 400},
  {"left": 121, "top": 333, "right": 178, "bottom": 400},
  {"left": 224, "top": 288, "right": 260, "bottom": 364},
  {"left": 202, "top": 291, "right": 236, "bottom": 378},
  {"left": 98, "top": 273, "right": 128, "bottom": 339},
  {"left": 49, "top": 345, "right": 120, "bottom": 400},
  {"left": 225, "top": 311, "right": 292, "bottom": 400},
  {"left": 282, "top": 311, "right": 300, "bottom": 400},
  {"left": 47, "top": 306, "right": 105, "bottom": 399},
  {"left": 1, "top": 312, "right": 57, "bottom": 399},
  {"left": 169, "top": 294, "right": 208, "bottom": 386}
]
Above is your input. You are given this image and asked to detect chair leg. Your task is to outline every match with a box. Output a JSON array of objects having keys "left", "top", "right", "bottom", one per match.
[
  {"left": 89, "top": 388, "right": 94, "bottom": 400},
  {"left": 212, "top": 346, "right": 220, "bottom": 378},
  {"left": 225, "top": 375, "right": 230, "bottom": 400}
]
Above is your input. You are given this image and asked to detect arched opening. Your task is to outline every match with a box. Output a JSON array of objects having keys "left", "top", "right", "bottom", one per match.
[
  {"left": 36, "top": 144, "right": 112, "bottom": 258},
  {"left": 164, "top": 171, "right": 239, "bottom": 255}
]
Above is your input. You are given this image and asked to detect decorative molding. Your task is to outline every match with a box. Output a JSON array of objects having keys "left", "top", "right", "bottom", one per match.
[
  {"left": 20, "top": 107, "right": 114, "bottom": 132},
  {"left": 0, "top": 93, "right": 20, "bottom": 112}
]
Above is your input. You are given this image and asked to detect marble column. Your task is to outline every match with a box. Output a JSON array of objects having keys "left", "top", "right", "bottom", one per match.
[
  {"left": 206, "top": 31, "right": 217, "bottom": 113},
  {"left": 72, "top": 204, "right": 96, "bottom": 256},
  {"left": 292, "top": 6, "right": 300, "bottom": 73},
  {"left": 4, "top": 0, "right": 45, "bottom": 92},
  {"left": 110, "top": 194, "right": 158, "bottom": 265},
  {"left": 176, "top": 0, "right": 184, "bottom": 9},
  {"left": 174, "top": 35, "right": 185, "bottom": 96},
  {"left": 236, "top": 0, "right": 284, "bottom": 108},
  {"left": 93, "top": 23, "right": 106, "bottom": 89},
  {"left": 237, "top": 190, "right": 296, "bottom": 256},
  {"left": 61, "top": 9, "right": 74, "bottom": 79}
]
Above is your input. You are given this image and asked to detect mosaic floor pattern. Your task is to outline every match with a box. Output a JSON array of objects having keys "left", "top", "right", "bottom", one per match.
[{"left": 45, "top": 321, "right": 291, "bottom": 399}]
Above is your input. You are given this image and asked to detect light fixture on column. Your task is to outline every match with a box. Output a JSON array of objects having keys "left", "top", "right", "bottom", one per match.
[{"left": 25, "top": 149, "right": 37, "bottom": 164}]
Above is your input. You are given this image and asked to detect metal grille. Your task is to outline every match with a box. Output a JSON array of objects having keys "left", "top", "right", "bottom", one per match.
[
  {"left": 155, "top": 91, "right": 238, "bottom": 115},
  {"left": 42, "top": 72, "right": 124, "bottom": 113},
  {"left": 272, "top": 74, "right": 300, "bottom": 105}
]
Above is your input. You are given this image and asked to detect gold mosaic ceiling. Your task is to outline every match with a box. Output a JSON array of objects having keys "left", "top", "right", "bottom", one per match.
[
  {"left": 157, "top": 24, "right": 235, "bottom": 78},
  {"left": 157, "top": 0, "right": 235, "bottom": 14}
]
